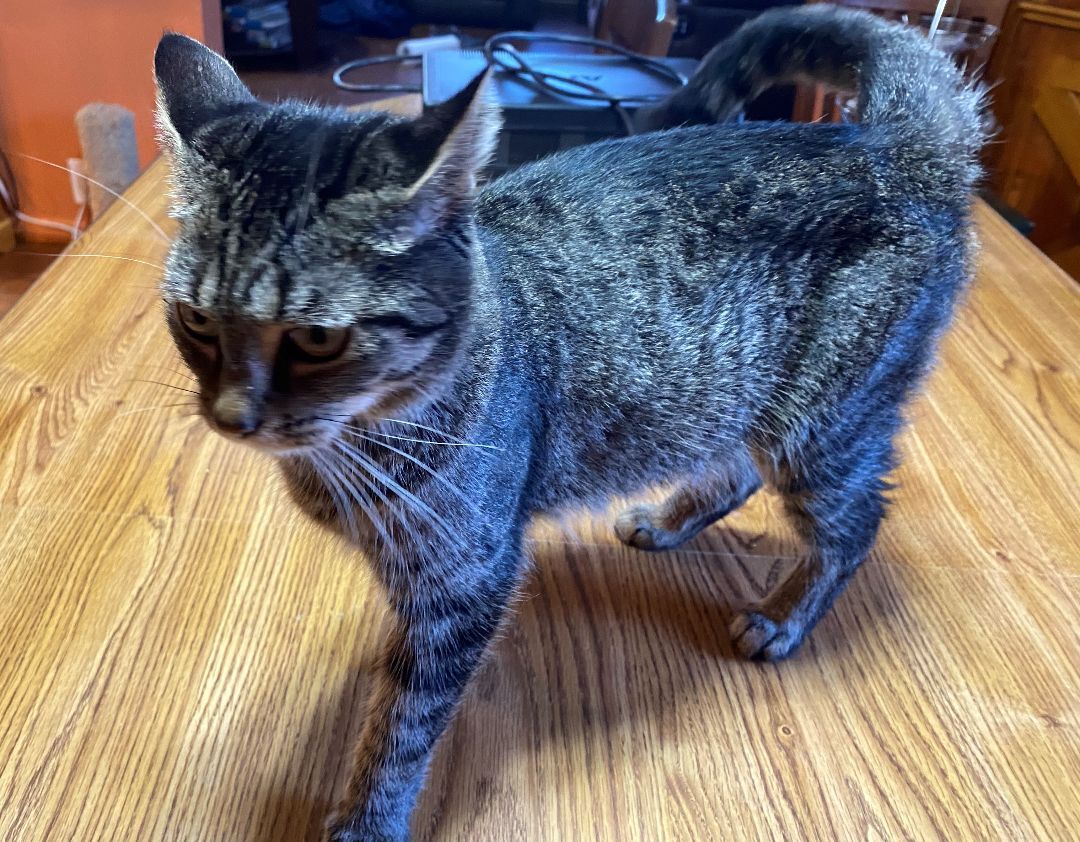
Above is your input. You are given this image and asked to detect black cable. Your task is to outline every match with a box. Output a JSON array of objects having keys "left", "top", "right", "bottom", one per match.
[
  {"left": 332, "top": 53, "right": 422, "bottom": 93},
  {"left": 483, "top": 32, "right": 690, "bottom": 134},
  {"left": 331, "top": 32, "right": 688, "bottom": 135}
]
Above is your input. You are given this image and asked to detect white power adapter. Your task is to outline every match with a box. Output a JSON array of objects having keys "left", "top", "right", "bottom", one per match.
[{"left": 396, "top": 34, "right": 461, "bottom": 57}]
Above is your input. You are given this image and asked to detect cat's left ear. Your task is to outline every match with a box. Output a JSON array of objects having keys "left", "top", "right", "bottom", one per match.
[
  {"left": 373, "top": 71, "right": 498, "bottom": 250},
  {"left": 154, "top": 32, "right": 258, "bottom": 153},
  {"left": 405, "top": 69, "right": 502, "bottom": 198},
  {"left": 372, "top": 71, "right": 501, "bottom": 250},
  {"left": 327, "top": 72, "right": 500, "bottom": 251}
]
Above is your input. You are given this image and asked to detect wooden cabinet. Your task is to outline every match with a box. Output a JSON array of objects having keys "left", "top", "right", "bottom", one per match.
[
  {"left": 987, "top": 0, "right": 1080, "bottom": 278},
  {"left": 589, "top": 0, "right": 678, "bottom": 56},
  {"left": 0, "top": 206, "right": 14, "bottom": 253}
]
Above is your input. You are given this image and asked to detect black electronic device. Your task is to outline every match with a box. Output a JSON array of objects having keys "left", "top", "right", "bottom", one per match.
[{"left": 422, "top": 50, "right": 698, "bottom": 174}]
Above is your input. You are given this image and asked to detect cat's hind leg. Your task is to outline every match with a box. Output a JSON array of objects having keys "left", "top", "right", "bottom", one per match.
[
  {"left": 730, "top": 417, "right": 897, "bottom": 661},
  {"left": 615, "top": 448, "right": 761, "bottom": 551}
]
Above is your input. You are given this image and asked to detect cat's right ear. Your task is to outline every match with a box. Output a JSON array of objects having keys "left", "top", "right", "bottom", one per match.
[{"left": 154, "top": 32, "right": 257, "bottom": 153}]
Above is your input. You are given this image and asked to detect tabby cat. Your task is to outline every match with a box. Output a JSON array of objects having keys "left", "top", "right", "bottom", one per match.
[{"left": 153, "top": 7, "right": 985, "bottom": 839}]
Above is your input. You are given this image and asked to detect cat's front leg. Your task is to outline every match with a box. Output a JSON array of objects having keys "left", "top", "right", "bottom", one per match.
[{"left": 327, "top": 544, "right": 524, "bottom": 842}]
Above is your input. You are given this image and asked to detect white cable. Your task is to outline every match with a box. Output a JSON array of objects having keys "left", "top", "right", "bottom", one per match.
[
  {"left": 0, "top": 158, "right": 79, "bottom": 240},
  {"left": 15, "top": 210, "right": 78, "bottom": 239},
  {"left": 71, "top": 203, "right": 87, "bottom": 240},
  {"left": 17, "top": 153, "right": 169, "bottom": 243}
]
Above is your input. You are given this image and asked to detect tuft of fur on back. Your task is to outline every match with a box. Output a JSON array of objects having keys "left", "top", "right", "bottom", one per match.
[{"left": 638, "top": 5, "right": 989, "bottom": 190}]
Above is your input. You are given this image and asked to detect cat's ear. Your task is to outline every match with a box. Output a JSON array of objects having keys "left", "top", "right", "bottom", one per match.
[
  {"left": 371, "top": 69, "right": 496, "bottom": 247},
  {"left": 374, "top": 71, "right": 501, "bottom": 250},
  {"left": 328, "top": 72, "right": 501, "bottom": 251},
  {"left": 154, "top": 32, "right": 257, "bottom": 152},
  {"left": 407, "top": 69, "right": 502, "bottom": 197}
]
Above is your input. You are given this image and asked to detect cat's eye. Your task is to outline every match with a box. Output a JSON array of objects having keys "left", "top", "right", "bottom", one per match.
[
  {"left": 288, "top": 325, "right": 350, "bottom": 361},
  {"left": 176, "top": 302, "right": 219, "bottom": 340}
]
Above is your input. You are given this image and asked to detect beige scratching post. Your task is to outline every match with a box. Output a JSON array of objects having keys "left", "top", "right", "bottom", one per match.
[{"left": 75, "top": 103, "right": 140, "bottom": 219}]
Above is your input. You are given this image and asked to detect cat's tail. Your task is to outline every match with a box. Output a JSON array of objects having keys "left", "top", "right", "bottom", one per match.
[{"left": 638, "top": 4, "right": 988, "bottom": 188}]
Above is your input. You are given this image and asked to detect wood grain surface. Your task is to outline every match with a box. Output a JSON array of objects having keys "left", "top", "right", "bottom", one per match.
[{"left": 1, "top": 141, "right": 1078, "bottom": 840}]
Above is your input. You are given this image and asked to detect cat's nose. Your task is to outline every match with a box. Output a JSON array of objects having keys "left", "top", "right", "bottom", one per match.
[{"left": 211, "top": 389, "right": 262, "bottom": 436}]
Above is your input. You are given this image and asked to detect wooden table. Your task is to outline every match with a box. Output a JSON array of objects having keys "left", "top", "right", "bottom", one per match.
[{"left": 1, "top": 148, "right": 1077, "bottom": 841}]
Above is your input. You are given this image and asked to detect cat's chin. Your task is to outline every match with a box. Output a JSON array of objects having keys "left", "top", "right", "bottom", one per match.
[
  {"left": 212, "top": 429, "right": 324, "bottom": 457},
  {"left": 259, "top": 441, "right": 321, "bottom": 457}
]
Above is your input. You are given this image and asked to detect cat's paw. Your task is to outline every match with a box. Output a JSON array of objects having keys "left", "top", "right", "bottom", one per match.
[
  {"left": 326, "top": 827, "right": 405, "bottom": 842},
  {"left": 326, "top": 814, "right": 408, "bottom": 842},
  {"left": 614, "top": 504, "right": 683, "bottom": 551},
  {"left": 729, "top": 610, "right": 804, "bottom": 661}
]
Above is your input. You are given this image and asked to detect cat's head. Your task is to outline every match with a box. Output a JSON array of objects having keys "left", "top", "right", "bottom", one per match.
[{"left": 153, "top": 34, "right": 500, "bottom": 453}]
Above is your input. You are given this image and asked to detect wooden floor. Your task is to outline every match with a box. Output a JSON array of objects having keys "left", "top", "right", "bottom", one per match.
[{"left": 0, "top": 154, "right": 1078, "bottom": 841}]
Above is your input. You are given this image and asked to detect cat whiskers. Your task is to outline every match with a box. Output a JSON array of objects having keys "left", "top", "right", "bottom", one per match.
[
  {"left": 109, "top": 379, "right": 202, "bottom": 422},
  {"left": 329, "top": 443, "right": 409, "bottom": 554},
  {"left": 19, "top": 252, "right": 165, "bottom": 271},
  {"left": 344, "top": 431, "right": 481, "bottom": 519},
  {"left": 307, "top": 449, "right": 369, "bottom": 546},
  {"left": 366, "top": 430, "right": 488, "bottom": 449},
  {"left": 134, "top": 364, "right": 196, "bottom": 383},
  {"left": 323, "top": 418, "right": 501, "bottom": 453},
  {"left": 309, "top": 441, "right": 404, "bottom": 552},
  {"left": 128, "top": 378, "right": 201, "bottom": 396},
  {"left": 318, "top": 413, "right": 501, "bottom": 452},
  {"left": 316, "top": 450, "right": 419, "bottom": 595},
  {"left": 111, "top": 401, "right": 199, "bottom": 420},
  {"left": 378, "top": 417, "right": 504, "bottom": 451},
  {"left": 329, "top": 437, "right": 467, "bottom": 553}
]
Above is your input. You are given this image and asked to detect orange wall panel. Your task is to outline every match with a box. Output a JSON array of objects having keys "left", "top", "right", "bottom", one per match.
[{"left": 0, "top": 2, "right": 221, "bottom": 240}]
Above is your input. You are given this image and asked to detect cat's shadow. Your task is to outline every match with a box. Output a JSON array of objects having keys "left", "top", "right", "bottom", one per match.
[
  {"left": 244, "top": 650, "right": 376, "bottom": 842},
  {"left": 251, "top": 522, "right": 901, "bottom": 841},
  {"left": 527, "top": 522, "right": 804, "bottom": 659}
]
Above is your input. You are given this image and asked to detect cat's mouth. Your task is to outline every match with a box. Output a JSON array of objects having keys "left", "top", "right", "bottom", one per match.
[
  {"left": 210, "top": 429, "right": 317, "bottom": 455},
  {"left": 204, "top": 416, "right": 337, "bottom": 455}
]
